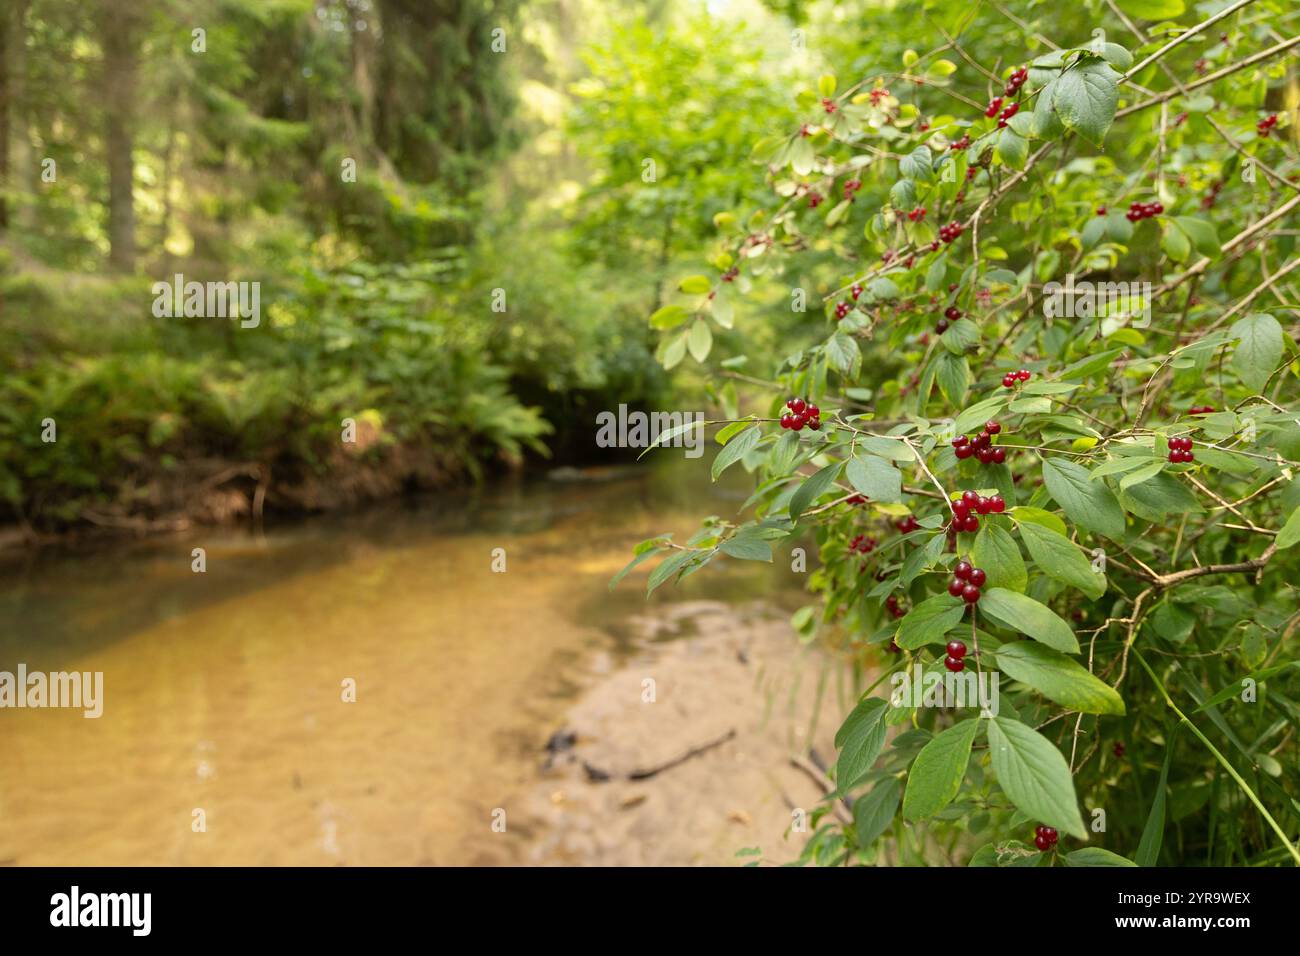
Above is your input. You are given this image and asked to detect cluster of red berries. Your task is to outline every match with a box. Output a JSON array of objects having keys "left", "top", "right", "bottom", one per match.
[
  {"left": 1167, "top": 436, "right": 1196, "bottom": 463},
  {"left": 848, "top": 533, "right": 877, "bottom": 554},
  {"left": 935, "top": 304, "right": 963, "bottom": 334},
  {"left": 947, "top": 559, "right": 986, "bottom": 603},
  {"left": 1004, "top": 66, "right": 1028, "bottom": 97},
  {"left": 996, "top": 102, "right": 1019, "bottom": 128},
  {"left": 1033, "top": 825, "right": 1059, "bottom": 852},
  {"left": 807, "top": 191, "right": 824, "bottom": 208},
  {"left": 1257, "top": 114, "right": 1278, "bottom": 137},
  {"left": 938, "top": 221, "right": 964, "bottom": 244},
  {"left": 984, "top": 96, "right": 1003, "bottom": 118},
  {"left": 1188, "top": 404, "right": 1215, "bottom": 415},
  {"left": 780, "top": 398, "right": 821, "bottom": 431},
  {"left": 1125, "top": 200, "right": 1163, "bottom": 222},
  {"left": 954, "top": 489, "right": 1006, "bottom": 518},
  {"left": 834, "top": 301, "right": 852, "bottom": 319},
  {"left": 952, "top": 422, "right": 1008, "bottom": 465},
  {"left": 821, "top": 98, "right": 837, "bottom": 114},
  {"left": 949, "top": 133, "right": 971, "bottom": 152},
  {"left": 884, "top": 594, "right": 907, "bottom": 619},
  {"left": 907, "top": 206, "right": 927, "bottom": 222},
  {"left": 844, "top": 178, "right": 862, "bottom": 200},
  {"left": 895, "top": 515, "right": 920, "bottom": 533},
  {"left": 850, "top": 283, "right": 863, "bottom": 300},
  {"left": 721, "top": 266, "right": 739, "bottom": 282},
  {"left": 943, "top": 639, "right": 968, "bottom": 672},
  {"left": 1001, "top": 368, "right": 1032, "bottom": 389}
]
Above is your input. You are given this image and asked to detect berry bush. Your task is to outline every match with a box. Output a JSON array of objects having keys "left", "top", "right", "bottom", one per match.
[{"left": 621, "top": 1, "right": 1299, "bottom": 866}]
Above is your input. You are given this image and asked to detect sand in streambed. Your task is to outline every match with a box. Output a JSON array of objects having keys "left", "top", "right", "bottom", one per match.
[{"left": 510, "top": 600, "right": 852, "bottom": 866}]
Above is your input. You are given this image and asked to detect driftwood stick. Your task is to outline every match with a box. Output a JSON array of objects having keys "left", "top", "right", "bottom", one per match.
[{"left": 626, "top": 728, "right": 737, "bottom": 781}]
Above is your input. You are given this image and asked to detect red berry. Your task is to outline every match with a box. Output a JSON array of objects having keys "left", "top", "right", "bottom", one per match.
[
  {"left": 789, "top": 398, "right": 805, "bottom": 414},
  {"left": 948, "top": 577, "right": 966, "bottom": 598},
  {"left": 780, "top": 414, "right": 793, "bottom": 429},
  {"left": 953, "top": 435, "right": 970, "bottom": 447},
  {"left": 961, "top": 491, "right": 979, "bottom": 504},
  {"left": 952, "top": 500, "right": 971, "bottom": 520},
  {"left": 961, "top": 583, "right": 981, "bottom": 603},
  {"left": 954, "top": 444, "right": 974, "bottom": 459},
  {"left": 946, "top": 640, "right": 968, "bottom": 658},
  {"left": 992, "top": 448, "right": 1006, "bottom": 464},
  {"left": 976, "top": 448, "right": 994, "bottom": 464},
  {"left": 1034, "top": 833, "right": 1052, "bottom": 851},
  {"left": 954, "top": 560, "right": 973, "bottom": 580},
  {"left": 944, "top": 655, "right": 965, "bottom": 672},
  {"left": 807, "top": 404, "right": 820, "bottom": 418},
  {"left": 975, "top": 496, "right": 992, "bottom": 515},
  {"left": 990, "top": 494, "right": 1005, "bottom": 513},
  {"left": 967, "top": 567, "right": 987, "bottom": 587},
  {"left": 961, "top": 515, "right": 979, "bottom": 533},
  {"left": 936, "top": 318, "right": 950, "bottom": 333},
  {"left": 985, "top": 420, "right": 1001, "bottom": 435}
]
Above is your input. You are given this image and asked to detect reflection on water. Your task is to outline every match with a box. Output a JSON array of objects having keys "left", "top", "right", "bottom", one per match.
[{"left": 0, "top": 459, "right": 807, "bottom": 865}]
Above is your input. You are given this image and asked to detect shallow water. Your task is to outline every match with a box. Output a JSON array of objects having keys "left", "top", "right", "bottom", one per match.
[{"left": 0, "top": 459, "right": 808, "bottom": 865}]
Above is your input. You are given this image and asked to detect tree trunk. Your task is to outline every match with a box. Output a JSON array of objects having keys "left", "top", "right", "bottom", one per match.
[{"left": 101, "top": 3, "right": 141, "bottom": 272}]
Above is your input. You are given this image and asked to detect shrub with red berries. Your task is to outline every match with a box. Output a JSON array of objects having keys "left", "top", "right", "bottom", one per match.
[{"left": 632, "top": 11, "right": 1300, "bottom": 869}]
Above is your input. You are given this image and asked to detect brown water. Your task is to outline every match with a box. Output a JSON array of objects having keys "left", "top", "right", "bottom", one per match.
[{"left": 0, "top": 460, "right": 811, "bottom": 865}]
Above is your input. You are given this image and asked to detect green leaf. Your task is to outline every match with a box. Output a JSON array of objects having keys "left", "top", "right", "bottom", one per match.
[
  {"left": 719, "top": 535, "right": 772, "bottom": 562},
  {"left": 902, "top": 719, "right": 980, "bottom": 820},
  {"left": 995, "top": 127, "right": 1028, "bottom": 168},
  {"left": 1229, "top": 313, "right": 1283, "bottom": 392},
  {"left": 979, "top": 588, "right": 1080, "bottom": 653},
  {"left": 1118, "top": 472, "right": 1200, "bottom": 520},
  {"left": 973, "top": 523, "right": 1028, "bottom": 592},
  {"left": 1041, "top": 458, "right": 1126, "bottom": 539},
  {"left": 687, "top": 319, "right": 713, "bottom": 363},
  {"left": 1063, "top": 848, "right": 1137, "bottom": 867},
  {"left": 1161, "top": 221, "right": 1191, "bottom": 263},
  {"left": 679, "top": 275, "right": 712, "bottom": 294},
  {"left": 1117, "top": 0, "right": 1185, "bottom": 19},
  {"left": 714, "top": 419, "right": 753, "bottom": 446},
  {"left": 1135, "top": 731, "right": 1175, "bottom": 866},
  {"left": 1052, "top": 58, "right": 1120, "bottom": 146},
  {"left": 900, "top": 145, "right": 933, "bottom": 182},
  {"left": 896, "top": 594, "right": 967, "bottom": 649},
  {"left": 854, "top": 777, "right": 902, "bottom": 849},
  {"left": 995, "top": 641, "right": 1125, "bottom": 714},
  {"left": 1172, "top": 216, "right": 1219, "bottom": 257},
  {"left": 954, "top": 396, "right": 1008, "bottom": 434},
  {"left": 825, "top": 332, "right": 861, "bottom": 376},
  {"left": 609, "top": 546, "right": 666, "bottom": 591},
  {"left": 1017, "top": 520, "right": 1106, "bottom": 599},
  {"left": 1012, "top": 506, "right": 1068, "bottom": 537},
  {"left": 649, "top": 304, "right": 689, "bottom": 329},
  {"left": 789, "top": 461, "right": 844, "bottom": 520},
  {"left": 847, "top": 454, "right": 903, "bottom": 503},
  {"left": 1276, "top": 505, "right": 1300, "bottom": 550},
  {"left": 987, "top": 716, "right": 1087, "bottom": 838},
  {"left": 835, "top": 697, "right": 889, "bottom": 791},
  {"left": 646, "top": 550, "right": 695, "bottom": 595},
  {"left": 935, "top": 351, "right": 970, "bottom": 406},
  {"left": 710, "top": 424, "right": 760, "bottom": 479}
]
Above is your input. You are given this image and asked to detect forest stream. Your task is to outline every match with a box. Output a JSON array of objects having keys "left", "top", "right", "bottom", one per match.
[{"left": 0, "top": 459, "right": 852, "bottom": 866}]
